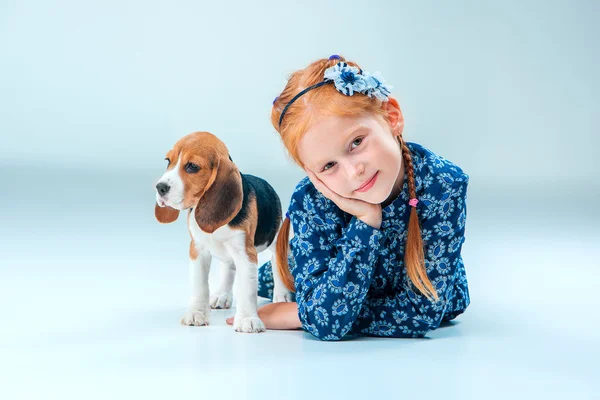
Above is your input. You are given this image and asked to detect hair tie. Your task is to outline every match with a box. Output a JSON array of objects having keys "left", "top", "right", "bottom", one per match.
[
  {"left": 328, "top": 54, "right": 341, "bottom": 60},
  {"left": 409, "top": 198, "right": 419, "bottom": 208},
  {"left": 273, "top": 96, "right": 278, "bottom": 105},
  {"left": 285, "top": 211, "right": 290, "bottom": 219}
]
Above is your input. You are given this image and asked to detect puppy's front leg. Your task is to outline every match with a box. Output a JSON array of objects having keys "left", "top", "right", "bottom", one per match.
[
  {"left": 228, "top": 240, "right": 265, "bottom": 333},
  {"left": 181, "top": 249, "right": 212, "bottom": 326}
]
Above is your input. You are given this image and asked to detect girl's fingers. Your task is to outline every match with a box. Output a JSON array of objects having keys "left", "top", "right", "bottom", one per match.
[
  {"left": 305, "top": 168, "right": 364, "bottom": 215},
  {"left": 305, "top": 168, "right": 321, "bottom": 188},
  {"left": 304, "top": 168, "right": 380, "bottom": 221},
  {"left": 306, "top": 169, "right": 338, "bottom": 201}
]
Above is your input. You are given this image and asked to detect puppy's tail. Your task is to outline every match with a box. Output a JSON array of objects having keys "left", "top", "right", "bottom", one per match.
[{"left": 276, "top": 215, "right": 295, "bottom": 292}]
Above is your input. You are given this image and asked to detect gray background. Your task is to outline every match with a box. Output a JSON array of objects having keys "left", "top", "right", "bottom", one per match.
[{"left": 1, "top": 1, "right": 598, "bottom": 399}]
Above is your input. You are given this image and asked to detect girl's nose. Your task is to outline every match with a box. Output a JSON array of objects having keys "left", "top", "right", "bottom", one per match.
[
  {"left": 345, "top": 162, "right": 366, "bottom": 180},
  {"left": 357, "top": 164, "right": 365, "bottom": 176}
]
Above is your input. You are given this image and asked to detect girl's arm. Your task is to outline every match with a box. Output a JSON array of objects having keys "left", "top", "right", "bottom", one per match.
[
  {"left": 226, "top": 302, "right": 301, "bottom": 330},
  {"left": 259, "top": 302, "right": 302, "bottom": 330},
  {"left": 288, "top": 181, "right": 384, "bottom": 341}
]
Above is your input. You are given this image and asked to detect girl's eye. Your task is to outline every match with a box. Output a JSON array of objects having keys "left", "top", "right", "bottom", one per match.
[
  {"left": 322, "top": 162, "right": 336, "bottom": 172},
  {"left": 351, "top": 137, "right": 363, "bottom": 149},
  {"left": 185, "top": 162, "right": 200, "bottom": 173},
  {"left": 320, "top": 137, "right": 363, "bottom": 172},
  {"left": 165, "top": 158, "right": 171, "bottom": 166}
]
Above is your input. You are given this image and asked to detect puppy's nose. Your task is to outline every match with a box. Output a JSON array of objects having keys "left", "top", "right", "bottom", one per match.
[{"left": 156, "top": 182, "right": 170, "bottom": 196}]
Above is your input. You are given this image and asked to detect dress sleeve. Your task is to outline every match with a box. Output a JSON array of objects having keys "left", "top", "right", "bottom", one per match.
[
  {"left": 287, "top": 180, "right": 385, "bottom": 341},
  {"left": 356, "top": 175, "right": 469, "bottom": 338}
]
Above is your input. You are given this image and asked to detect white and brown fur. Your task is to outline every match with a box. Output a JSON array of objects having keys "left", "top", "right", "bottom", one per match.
[{"left": 154, "top": 131, "right": 293, "bottom": 333}]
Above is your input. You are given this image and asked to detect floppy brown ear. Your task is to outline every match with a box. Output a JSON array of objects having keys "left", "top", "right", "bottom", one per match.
[
  {"left": 195, "top": 156, "right": 243, "bottom": 234},
  {"left": 155, "top": 203, "right": 180, "bottom": 223}
]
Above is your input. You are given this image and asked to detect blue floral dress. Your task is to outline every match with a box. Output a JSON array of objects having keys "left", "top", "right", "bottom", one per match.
[{"left": 257, "top": 142, "right": 470, "bottom": 340}]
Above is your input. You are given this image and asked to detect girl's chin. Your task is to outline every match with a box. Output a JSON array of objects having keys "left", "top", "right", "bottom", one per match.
[
  {"left": 366, "top": 186, "right": 399, "bottom": 205},
  {"left": 356, "top": 189, "right": 389, "bottom": 204}
]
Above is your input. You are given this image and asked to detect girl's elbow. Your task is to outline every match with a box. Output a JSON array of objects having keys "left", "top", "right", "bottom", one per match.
[
  {"left": 303, "top": 317, "right": 357, "bottom": 341},
  {"left": 309, "top": 330, "right": 349, "bottom": 341}
]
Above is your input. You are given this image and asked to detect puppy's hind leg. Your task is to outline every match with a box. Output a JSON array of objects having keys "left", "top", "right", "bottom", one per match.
[
  {"left": 210, "top": 260, "right": 235, "bottom": 309},
  {"left": 269, "top": 230, "right": 294, "bottom": 303}
]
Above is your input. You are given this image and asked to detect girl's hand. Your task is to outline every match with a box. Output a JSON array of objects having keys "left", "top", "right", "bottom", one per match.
[
  {"left": 305, "top": 168, "right": 382, "bottom": 229},
  {"left": 226, "top": 302, "right": 302, "bottom": 330}
]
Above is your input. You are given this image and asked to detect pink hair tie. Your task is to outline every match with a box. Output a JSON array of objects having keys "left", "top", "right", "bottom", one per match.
[{"left": 409, "top": 198, "right": 419, "bottom": 208}]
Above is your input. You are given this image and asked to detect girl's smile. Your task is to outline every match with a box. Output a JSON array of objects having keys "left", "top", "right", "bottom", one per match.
[{"left": 355, "top": 171, "right": 379, "bottom": 192}]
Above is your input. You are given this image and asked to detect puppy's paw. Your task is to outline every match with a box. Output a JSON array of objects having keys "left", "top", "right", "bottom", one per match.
[
  {"left": 210, "top": 292, "right": 233, "bottom": 309},
  {"left": 181, "top": 308, "right": 210, "bottom": 326},
  {"left": 233, "top": 315, "right": 266, "bottom": 333},
  {"left": 273, "top": 288, "right": 294, "bottom": 303}
]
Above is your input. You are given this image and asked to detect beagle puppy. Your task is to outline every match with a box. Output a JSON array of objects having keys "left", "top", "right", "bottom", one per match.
[{"left": 154, "top": 131, "right": 292, "bottom": 333}]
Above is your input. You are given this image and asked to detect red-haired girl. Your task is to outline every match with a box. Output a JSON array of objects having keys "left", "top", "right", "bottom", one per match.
[{"left": 228, "top": 55, "right": 469, "bottom": 341}]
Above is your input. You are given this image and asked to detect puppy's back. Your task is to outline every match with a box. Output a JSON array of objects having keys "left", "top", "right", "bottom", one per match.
[{"left": 230, "top": 174, "right": 282, "bottom": 249}]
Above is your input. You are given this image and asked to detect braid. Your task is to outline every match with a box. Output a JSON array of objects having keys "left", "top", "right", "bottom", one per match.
[
  {"left": 399, "top": 137, "right": 418, "bottom": 200},
  {"left": 398, "top": 136, "right": 439, "bottom": 301}
]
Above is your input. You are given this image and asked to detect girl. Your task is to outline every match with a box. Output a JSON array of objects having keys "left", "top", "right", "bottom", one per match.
[{"left": 227, "top": 55, "right": 470, "bottom": 340}]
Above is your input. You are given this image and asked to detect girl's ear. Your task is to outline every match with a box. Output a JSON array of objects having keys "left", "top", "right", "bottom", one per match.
[{"left": 383, "top": 97, "right": 404, "bottom": 136}]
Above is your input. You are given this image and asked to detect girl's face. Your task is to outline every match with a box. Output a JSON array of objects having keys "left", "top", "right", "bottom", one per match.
[{"left": 298, "top": 112, "right": 404, "bottom": 205}]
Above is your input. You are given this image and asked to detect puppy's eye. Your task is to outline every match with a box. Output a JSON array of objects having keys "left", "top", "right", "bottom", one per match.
[
  {"left": 185, "top": 162, "right": 200, "bottom": 174},
  {"left": 165, "top": 158, "right": 171, "bottom": 166}
]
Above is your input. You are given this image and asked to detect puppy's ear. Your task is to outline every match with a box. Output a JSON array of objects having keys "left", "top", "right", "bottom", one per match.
[
  {"left": 155, "top": 203, "right": 180, "bottom": 223},
  {"left": 195, "top": 156, "right": 243, "bottom": 233}
]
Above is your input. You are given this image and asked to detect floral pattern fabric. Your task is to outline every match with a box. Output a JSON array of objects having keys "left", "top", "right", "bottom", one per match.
[{"left": 258, "top": 142, "right": 470, "bottom": 340}]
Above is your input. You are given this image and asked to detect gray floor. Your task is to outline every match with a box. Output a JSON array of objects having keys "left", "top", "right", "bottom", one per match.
[{"left": 1, "top": 165, "right": 599, "bottom": 399}]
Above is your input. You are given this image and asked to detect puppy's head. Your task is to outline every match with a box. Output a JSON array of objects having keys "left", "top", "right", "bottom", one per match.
[{"left": 154, "top": 131, "right": 242, "bottom": 232}]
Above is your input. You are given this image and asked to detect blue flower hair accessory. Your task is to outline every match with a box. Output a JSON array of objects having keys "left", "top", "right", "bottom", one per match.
[
  {"left": 324, "top": 62, "right": 392, "bottom": 101},
  {"left": 277, "top": 60, "right": 393, "bottom": 127}
]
